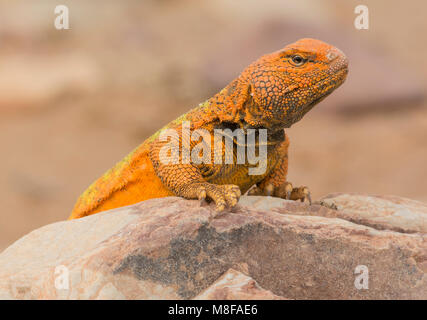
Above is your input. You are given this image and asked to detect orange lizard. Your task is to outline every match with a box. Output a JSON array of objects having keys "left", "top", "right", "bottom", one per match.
[{"left": 69, "top": 38, "right": 348, "bottom": 220}]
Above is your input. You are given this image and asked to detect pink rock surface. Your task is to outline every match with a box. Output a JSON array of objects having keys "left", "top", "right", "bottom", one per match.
[
  {"left": 0, "top": 195, "right": 425, "bottom": 299},
  {"left": 194, "top": 269, "right": 287, "bottom": 300}
]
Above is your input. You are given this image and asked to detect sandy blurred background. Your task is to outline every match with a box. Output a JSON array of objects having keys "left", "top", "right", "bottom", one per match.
[{"left": 0, "top": 0, "right": 426, "bottom": 251}]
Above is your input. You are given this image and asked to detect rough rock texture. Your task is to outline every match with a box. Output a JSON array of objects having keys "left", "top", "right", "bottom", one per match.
[
  {"left": 0, "top": 194, "right": 425, "bottom": 300},
  {"left": 319, "top": 193, "right": 427, "bottom": 234},
  {"left": 194, "top": 269, "right": 286, "bottom": 300}
]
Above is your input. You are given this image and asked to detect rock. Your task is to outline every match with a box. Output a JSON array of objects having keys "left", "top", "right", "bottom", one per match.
[
  {"left": 0, "top": 195, "right": 425, "bottom": 300},
  {"left": 194, "top": 269, "right": 287, "bottom": 300},
  {"left": 241, "top": 194, "right": 427, "bottom": 234},
  {"left": 319, "top": 193, "right": 427, "bottom": 234}
]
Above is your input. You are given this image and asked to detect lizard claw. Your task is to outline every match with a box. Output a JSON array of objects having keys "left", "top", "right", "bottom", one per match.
[
  {"left": 193, "top": 183, "right": 241, "bottom": 213},
  {"left": 224, "top": 186, "right": 241, "bottom": 208},
  {"left": 290, "top": 186, "right": 312, "bottom": 205},
  {"left": 197, "top": 187, "right": 207, "bottom": 206},
  {"left": 264, "top": 184, "right": 274, "bottom": 196},
  {"left": 248, "top": 182, "right": 312, "bottom": 205},
  {"left": 275, "top": 182, "right": 293, "bottom": 199},
  {"left": 248, "top": 182, "right": 292, "bottom": 198},
  {"left": 306, "top": 191, "right": 312, "bottom": 205},
  {"left": 247, "top": 186, "right": 262, "bottom": 196}
]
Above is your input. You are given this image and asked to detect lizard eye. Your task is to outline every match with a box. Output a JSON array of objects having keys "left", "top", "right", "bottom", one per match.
[{"left": 290, "top": 55, "right": 306, "bottom": 66}]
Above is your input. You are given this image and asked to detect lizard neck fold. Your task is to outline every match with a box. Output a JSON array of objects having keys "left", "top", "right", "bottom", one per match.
[{"left": 199, "top": 76, "right": 284, "bottom": 132}]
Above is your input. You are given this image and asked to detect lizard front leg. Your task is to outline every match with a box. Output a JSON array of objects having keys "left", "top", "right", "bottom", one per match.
[
  {"left": 149, "top": 128, "right": 241, "bottom": 211},
  {"left": 248, "top": 133, "right": 312, "bottom": 204}
]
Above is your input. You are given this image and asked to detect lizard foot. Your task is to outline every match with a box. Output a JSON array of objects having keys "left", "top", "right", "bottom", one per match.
[
  {"left": 248, "top": 182, "right": 312, "bottom": 205},
  {"left": 289, "top": 186, "right": 312, "bottom": 205},
  {"left": 186, "top": 182, "right": 241, "bottom": 212}
]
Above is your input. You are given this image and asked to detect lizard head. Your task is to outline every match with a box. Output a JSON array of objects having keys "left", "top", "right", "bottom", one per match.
[{"left": 243, "top": 38, "right": 348, "bottom": 129}]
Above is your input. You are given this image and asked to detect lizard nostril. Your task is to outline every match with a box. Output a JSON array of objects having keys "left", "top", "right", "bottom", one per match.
[{"left": 327, "top": 48, "right": 349, "bottom": 69}]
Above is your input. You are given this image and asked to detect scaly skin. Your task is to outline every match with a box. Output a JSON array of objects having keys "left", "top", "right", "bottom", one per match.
[{"left": 69, "top": 38, "right": 348, "bottom": 219}]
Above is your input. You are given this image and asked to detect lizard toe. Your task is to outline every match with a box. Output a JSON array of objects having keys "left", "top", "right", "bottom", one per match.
[
  {"left": 275, "top": 182, "right": 293, "bottom": 199},
  {"left": 224, "top": 186, "right": 241, "bottom": 208},
  {"left": 290, "top": 186, "right": 312, "bottom": 205},
  {"left": 214, "top": 198, "right": 227, "bottom": 212},
  {"left": 247, "top": 186, "right": 262, "bottom": 196},
  {"left": 205, "top": 184, "right": 241, "bottom": 212},
  {"left": 264, "top": 183, "right": 275, "bottom": 196},
  {"left": 197, "top": 186, "right": 207, "bottom": 206}
]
